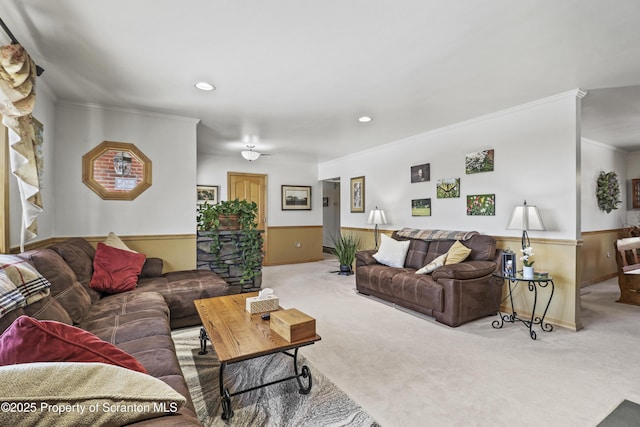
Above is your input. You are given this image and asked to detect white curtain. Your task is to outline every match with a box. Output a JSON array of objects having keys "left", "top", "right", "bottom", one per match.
[{"left": 0, "top": 44, "right": 41, "bottom": 251}]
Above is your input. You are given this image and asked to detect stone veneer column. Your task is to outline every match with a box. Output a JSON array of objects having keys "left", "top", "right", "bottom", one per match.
[{"left": 197, "top": 230, "right": 263, "bottom": 293}]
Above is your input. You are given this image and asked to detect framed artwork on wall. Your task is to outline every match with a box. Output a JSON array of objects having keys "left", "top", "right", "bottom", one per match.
[
  {"left": 282, "top": 185, "right": 311, "bottom": 210},
  {"left": 350, "top": 176, "right": 365, "bottom": 213},
  {"left": 466, "top": 149, "right": 494, "bottom": 174},
  {"left": 411, "top": 198, "right": 431, "bottom": 216},
  {"left": 197, "top": 185, "right": 219, "bottom": 205},
  {"left": 436, "top": 178, "right": 460, "bottom": 198},
  {"left": 411, "top": 163, "right": 430, "bottom": 183},
  {"left": 82, "top": 141, "right": 152, "bottom": 201},
  {"left": 466, "top": 194, "right": 495, "bottom": 215}
]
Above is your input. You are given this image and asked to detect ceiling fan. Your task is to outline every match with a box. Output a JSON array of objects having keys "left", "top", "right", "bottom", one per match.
[{"left": 241, "top": 145, "right": 270, "bottom": 162}]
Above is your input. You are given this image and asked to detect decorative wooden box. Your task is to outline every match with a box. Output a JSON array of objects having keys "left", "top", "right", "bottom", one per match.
[
  {"left": 245, "top": 295, "right": 279, "bottom": 314},
  {"left": 270, "top": 308, "right": 316, "bottom": 342}
]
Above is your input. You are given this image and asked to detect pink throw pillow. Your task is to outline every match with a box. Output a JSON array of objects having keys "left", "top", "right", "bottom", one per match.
[
  {"left": 90, "top": 242, "right": 146, "bottom": 293},
  {"left": 0, "top": 315, "right": 147, "bottom": 373}
]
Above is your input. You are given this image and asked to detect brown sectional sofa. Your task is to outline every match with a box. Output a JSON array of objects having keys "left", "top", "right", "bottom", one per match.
[
  {"left": 356, "top": 230, "right": 502, "bottom": 327},
  {"left": 0, "top": 237, "right": 236, "bottom": 426}
]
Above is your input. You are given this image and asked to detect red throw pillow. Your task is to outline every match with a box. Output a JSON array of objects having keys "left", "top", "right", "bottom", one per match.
[
  {"left": 90, "top": 242, "right": 146, "bottom": 293},
  {"left": 0, "top": 315, "right": 147, "bottom": 373}
]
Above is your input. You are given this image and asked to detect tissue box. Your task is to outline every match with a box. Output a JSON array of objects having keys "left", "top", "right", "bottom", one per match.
[
  {"left": 245, "top": 295, "right": 279, "bottom": 314},
  {"left": 270, "top": 308, "right": 316, "bottom": 342}
]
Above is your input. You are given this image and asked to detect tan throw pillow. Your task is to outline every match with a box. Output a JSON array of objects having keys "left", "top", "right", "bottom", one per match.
[
  {"left": 415, "top": 253, "right": 447, "bottom": 275},
  {"left": 0, "top": 362, "right": 186, "bottom": 426},
  {"left": 104, "top": 231, "right": 137, "bottom": 253},
  {"left": 444, "top": 240, "right": 472, "bottom": 265}
]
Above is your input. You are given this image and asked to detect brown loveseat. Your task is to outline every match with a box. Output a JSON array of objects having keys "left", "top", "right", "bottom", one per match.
[
  {"left": 0, "top": 237, "right": 236, "bottom": 426},
  {"left": 356, "top": 229, "right": 502, "bottom": 327}
]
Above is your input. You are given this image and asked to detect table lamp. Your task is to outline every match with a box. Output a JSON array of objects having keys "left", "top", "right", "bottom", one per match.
[
  {"left": 367, "top": 207, "right": 387, "bottom": 249},
  {"left": 506, "top": 200, "right": 545, "bottom": 249}
]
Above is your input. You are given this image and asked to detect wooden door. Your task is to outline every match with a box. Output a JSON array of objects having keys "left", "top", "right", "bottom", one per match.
[{"left": 228, "top": 172, "right": 268, "bottom": 264}]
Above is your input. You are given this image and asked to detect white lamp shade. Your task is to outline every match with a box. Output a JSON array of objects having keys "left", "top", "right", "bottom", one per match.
[
  {"left": 241, "top": 150, "right": 261, "bottom": 161},
  {"left": 367, "top": 208, "right": 388, "bottom": 225},
  {"left": 506, "top": 203, "right": 545, "bottom": 231}
]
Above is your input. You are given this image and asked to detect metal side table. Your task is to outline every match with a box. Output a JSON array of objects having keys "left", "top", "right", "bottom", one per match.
[{"left": 492, "top": 272, "right": 554, "bottom": 340}]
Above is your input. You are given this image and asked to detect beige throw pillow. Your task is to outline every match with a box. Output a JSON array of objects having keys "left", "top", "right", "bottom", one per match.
[
  {"left": 415, "top": 253, "right": 447, "bottom": 275},
  {"left": 104, "top": 231, "right": 137, "bottom": 253},
  {"left": 0, "top": 362, "right": 186, "bottom": 426},
  {"left": 444, "top": 240, "right": 472, "bottom": 265}
]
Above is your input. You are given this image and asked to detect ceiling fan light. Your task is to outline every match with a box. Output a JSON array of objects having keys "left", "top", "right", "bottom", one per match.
[{"left": 241, "top": 150, "right": 261, "bottom": 161}]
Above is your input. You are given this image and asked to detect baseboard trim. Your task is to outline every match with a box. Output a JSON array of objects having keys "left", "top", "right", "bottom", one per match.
[
  {"left": 499, "top": 305, "right": 581, "bottom": 331},
  {"left": 265, "top": 257, "right": 324, "bottom": 266},
  {"left": 580, "top": 272, "right": 617, "bottom": 287}
]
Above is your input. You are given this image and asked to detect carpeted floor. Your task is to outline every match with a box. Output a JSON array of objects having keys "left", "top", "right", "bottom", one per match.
[
  {"left": 257, "top": 255, "right": 640, "bottom": 427},
  {"left": 172, "top": 326, "right": 380, "bottom": 426}
]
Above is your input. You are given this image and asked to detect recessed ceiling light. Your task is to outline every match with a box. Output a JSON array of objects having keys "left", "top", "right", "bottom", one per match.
[
  {"left": 358, "top": 116, "right": 373, "bottom": 123},
  {"left": 194, "top": 81, "right": 215, "bottom": 91}
]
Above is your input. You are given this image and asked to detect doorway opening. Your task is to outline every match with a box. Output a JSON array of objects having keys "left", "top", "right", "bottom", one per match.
[{"left": 322, "top": 178, "right": 340, "bottom": 253}]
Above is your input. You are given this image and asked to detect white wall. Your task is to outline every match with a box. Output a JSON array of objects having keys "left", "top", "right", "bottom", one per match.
[
  {"left": 319, "top": 91, "right": 581, "bottom": 241},
  {"left": 9, "top": 82, "right": 57, "bottom": 247},
  {"left": 53, "top": 102, "right": 199, "bottom": 236},
  {"left": 580, "top": 138, "right": 628, "bottom": 231},
  {"left": 197, "top": 152, "right": 322, "bottom": 227}
]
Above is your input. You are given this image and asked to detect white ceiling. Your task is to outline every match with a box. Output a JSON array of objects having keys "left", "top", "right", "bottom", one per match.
[{"left": 1, "top": 0, "right": 640, "bottom": 161}]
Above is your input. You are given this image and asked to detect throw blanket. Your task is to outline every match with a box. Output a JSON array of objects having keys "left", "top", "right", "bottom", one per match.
[
  {"left": 396, "top": 228, "right": 479, "bottom": 241},
  {"left": 0, "top": 255, "right": 50, "bottom": 318}
]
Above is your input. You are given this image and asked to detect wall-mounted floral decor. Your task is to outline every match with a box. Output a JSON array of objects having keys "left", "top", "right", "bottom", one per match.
[
  {"left": 466, "top": 149, "right": 494, "bottom": 174},
  {"left": 467, "top": 194, "right": 495, "bottom": 216},
  {"left": 596, "top": 171, "right": 621, "bottom": 213}
]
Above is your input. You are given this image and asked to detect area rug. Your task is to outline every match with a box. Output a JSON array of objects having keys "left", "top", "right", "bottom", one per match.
[
  {"left": 172, "top": 326, "right": 380, "bottom": 427},
  {"left": 597, "top": 400, "right": 640, "bottom": 427}
]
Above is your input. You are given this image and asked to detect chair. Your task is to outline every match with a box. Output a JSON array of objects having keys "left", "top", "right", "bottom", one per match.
[{"left": 614, "top": 237, "right": 640, "bottom": 306}]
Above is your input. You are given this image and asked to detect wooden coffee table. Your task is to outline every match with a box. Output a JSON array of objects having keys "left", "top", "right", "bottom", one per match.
[{"left": 194, "top": 292, "right": 321, "bottom": 420}]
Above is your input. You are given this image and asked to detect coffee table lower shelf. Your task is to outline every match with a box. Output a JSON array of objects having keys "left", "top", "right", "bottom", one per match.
[{"left": 199, "top": 327, "right": 313, "bottom": 420}]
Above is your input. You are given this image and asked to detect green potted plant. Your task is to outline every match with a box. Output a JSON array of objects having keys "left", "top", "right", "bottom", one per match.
[
  {"left": 331, "top": 232, "right": 360, "bottom": 275},
  {"left": 197, "top": 199, "right": 263, "bottom": 284},
  {"left": 197, "top": 199, "right": 259, "bottom": 231}
]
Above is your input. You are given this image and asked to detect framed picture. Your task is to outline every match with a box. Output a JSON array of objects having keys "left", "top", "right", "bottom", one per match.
[
  {"left": 350, "top": 176, "right": 365, "bottom": 213},
  {"left": 282, "top": 185, "right": 311, "bottom": 210},
  {"left": 197, "top": 185, "right": 219, "bottom": 205},
  {"left": 436, "top": 178, "right": 460, "bottom": 198},
  {"left": 466, "top": 194, "right": 495, "bottom": 216},
  {"left": 466, "top": 149, "right": 494, "bottom": 174},
  {"left": 411, "top": 198, "right": 431, "bottom": 216},
  {"left": 411, "top": 163, "right": 430, "bottom": 183},
  {"left": 502, "top": 249, "right": 516, "bottom": 277}
]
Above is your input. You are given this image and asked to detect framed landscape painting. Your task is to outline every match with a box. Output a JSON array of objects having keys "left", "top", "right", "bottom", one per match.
[
  {"left": 412, "top": 198, "right": 431, "bottom": 216},
  {"left": 466, "top": 194, "right": 495, "bottom": 216},
  {"left": 196, "top": 185, "right": 219, "bottom": 205},
  {"left": 350, "top": 176, "right": 365, "bottom": 213},
  {"left": 282, "top": 185, "right": 311, "bottom": 210}
]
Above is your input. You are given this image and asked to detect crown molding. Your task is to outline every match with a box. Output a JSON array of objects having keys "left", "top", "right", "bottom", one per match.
[
  {"left": 581, "top": 137, "right": 629, "bottom": 153},
  {"left": 58, "top": 99, "right": 201, "bottom": 124},
  {"left": 320, "top": 89, "right": 587, "bottom": 168}
]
